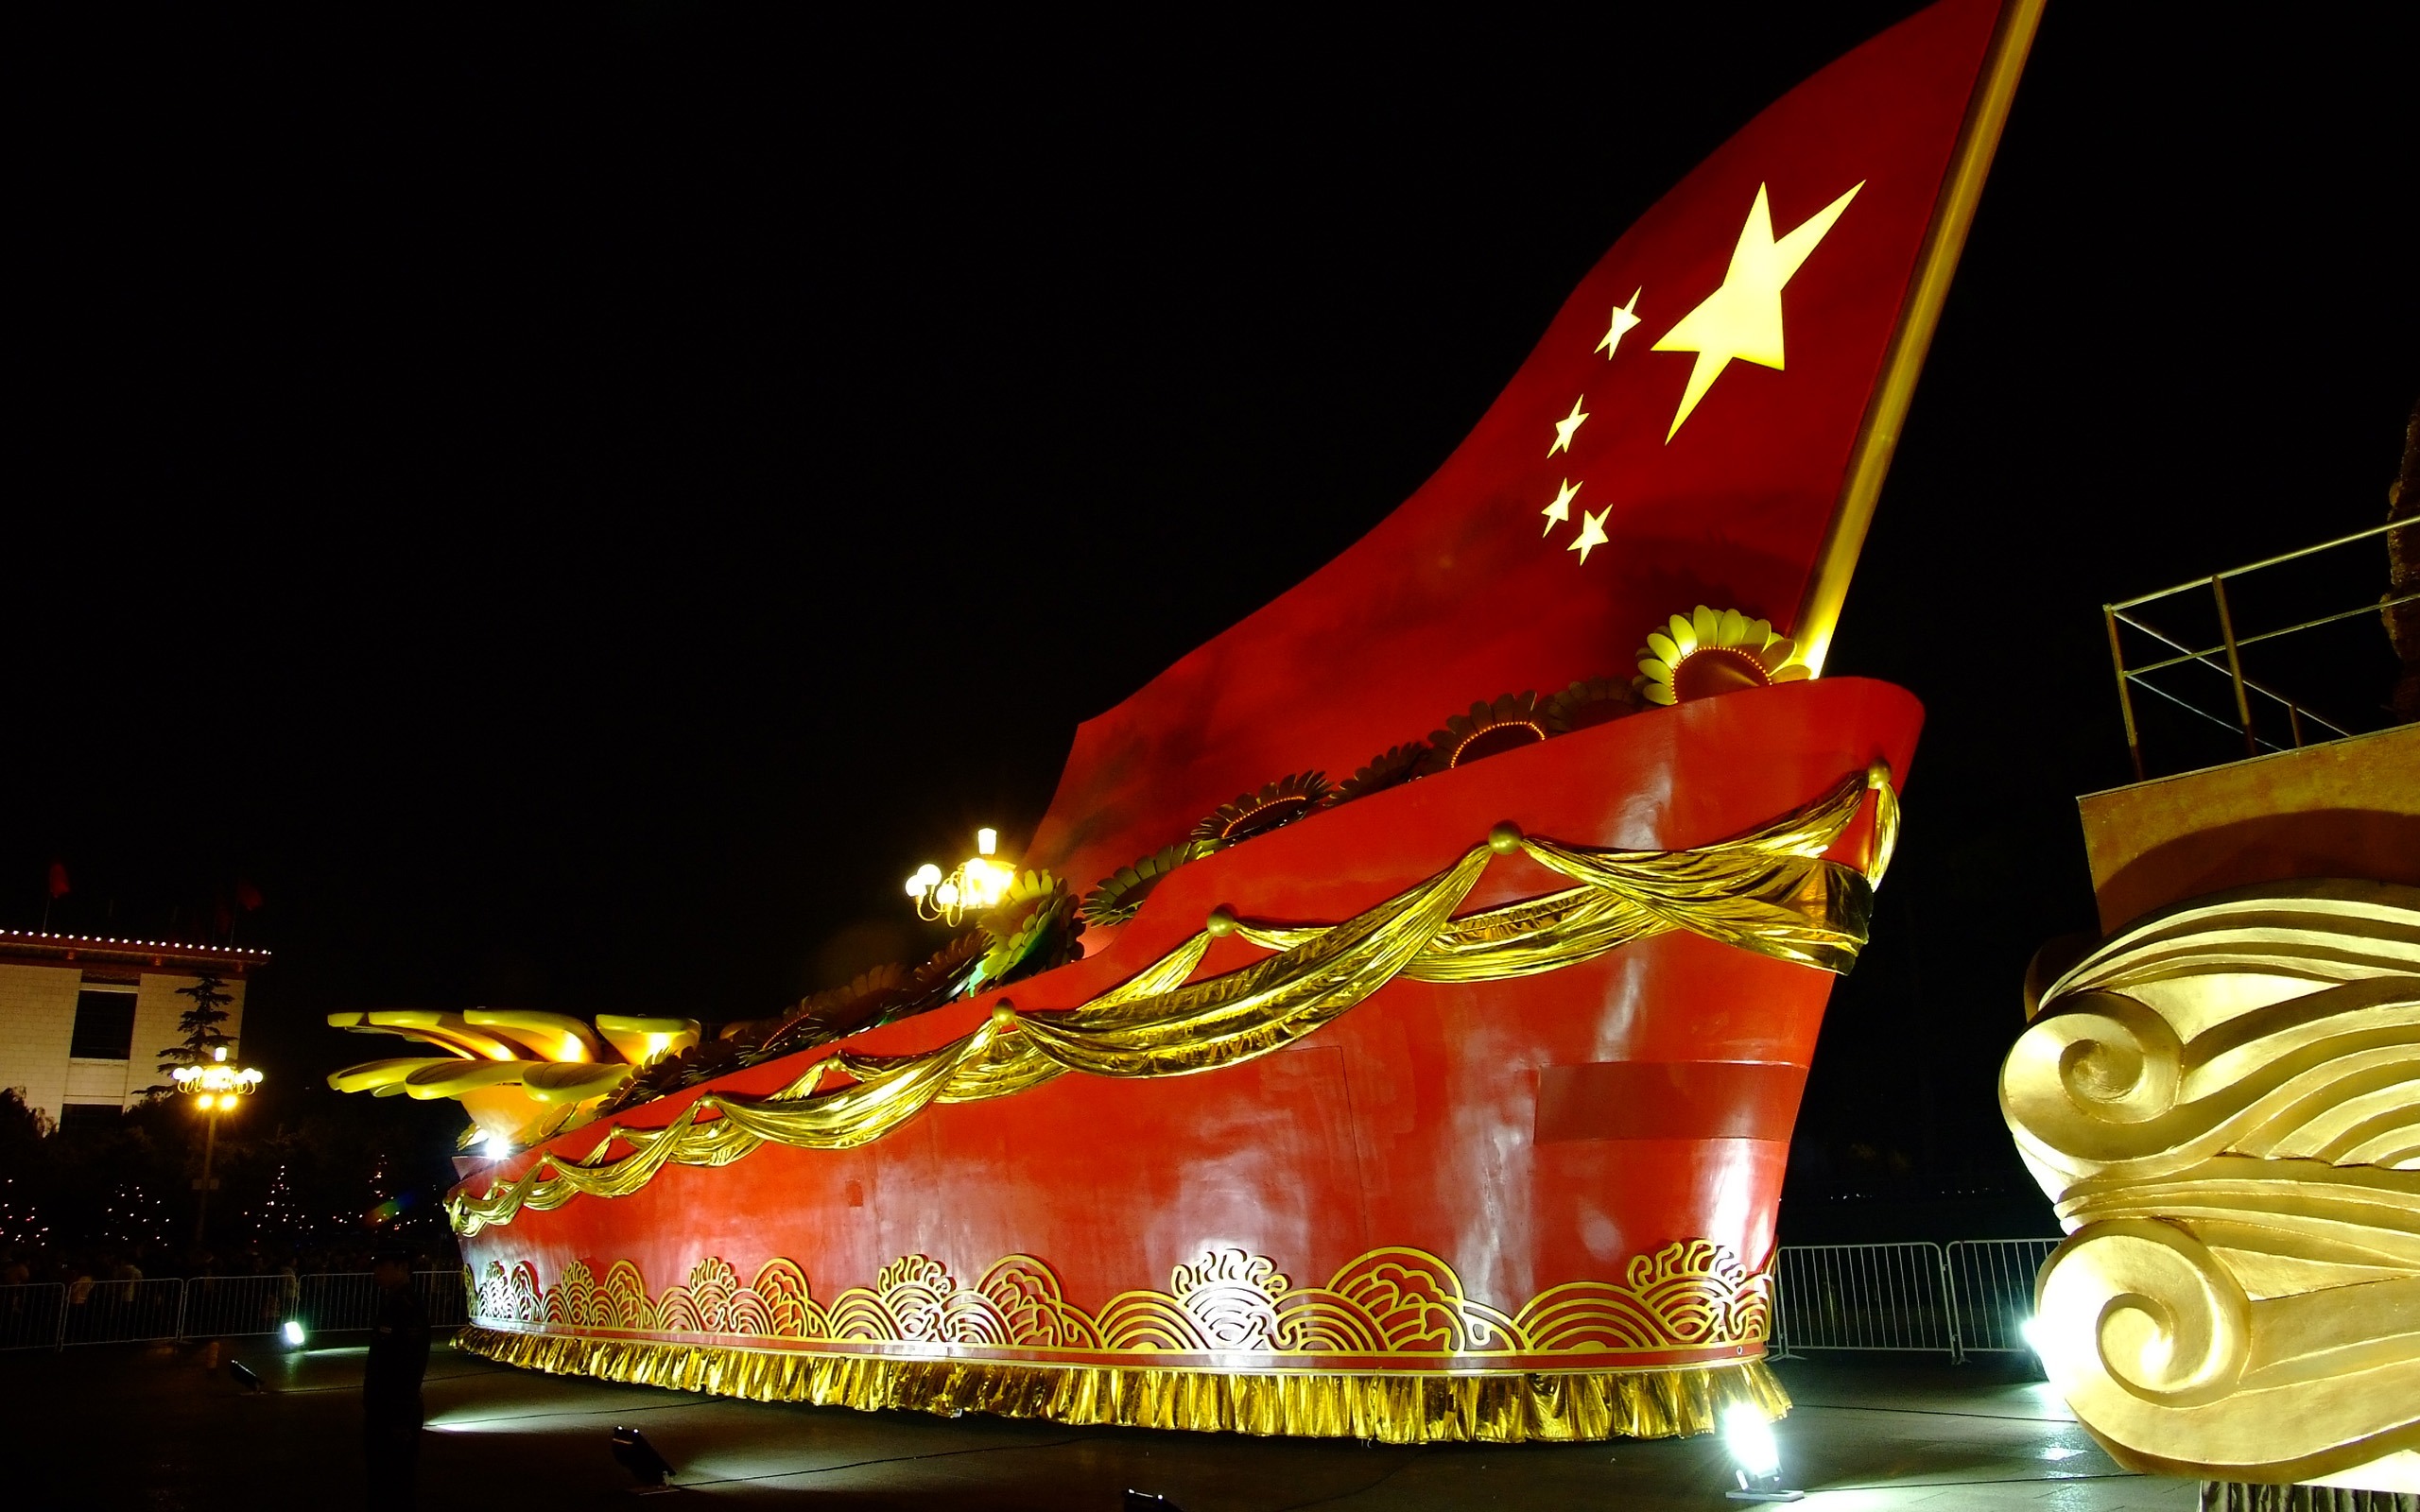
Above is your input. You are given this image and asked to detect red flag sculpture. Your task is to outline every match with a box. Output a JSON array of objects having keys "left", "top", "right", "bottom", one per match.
[{"left": 388, "top": 0, "right": 2039, "bottom": 1447}]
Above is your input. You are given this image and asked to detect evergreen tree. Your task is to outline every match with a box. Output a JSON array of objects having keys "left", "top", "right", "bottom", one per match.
[{"left": 150, "top": 974, "right": 235, "bottom": 1093}]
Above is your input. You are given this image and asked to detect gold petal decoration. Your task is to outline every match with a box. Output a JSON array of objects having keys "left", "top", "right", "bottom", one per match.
[
  {"left": 1636, "top": 607, "right": 1810, "bottom": 706},
  {"left": 403, "top": 1059, "right": 529, "bottom": 1100},
  {"left": 1332, "top": 742, "right": 1429, "bottom": 804},
  {"left": 328, "top": 1057, "right": 460, "bottom": 1093},
  {"left": 1081, "top": 842, "right": 1217, "bottom": 929},
  {"left": 595, "top": 1016, "right": 702, "bottom": 1067},
  {"left": 464, "top": 1009, "right": 602, "bottom": 1062},
  {"left": 448, "top": 766, "right": 1896, "bottom": 1235},
  {"left": 327, "top": 1010, "right": 511, "bottom": 1061},
  {"left": 521, "top": 1062, "right": 632, "bottom": 1104},
  {"left": 1543, "top": 678, "right": 1642, "bottom": 733},
  {"left": 1418, "top": 693, "right": 1548, "bottom": 776}
]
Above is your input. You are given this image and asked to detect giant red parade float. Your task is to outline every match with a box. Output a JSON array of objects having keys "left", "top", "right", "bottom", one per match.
[{"left": 330, "top": 0, "right": 2040, "bottom": 1444}]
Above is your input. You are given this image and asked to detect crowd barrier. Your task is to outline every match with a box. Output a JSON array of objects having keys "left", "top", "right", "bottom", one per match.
[
  {"left": 1769, "top": 1238, "right": 2065, "bottom": 1363},
  {"left": 2, "top": 1243, "right": 2062, "bottom": 1361},
  {"left": 0, "top": 1270, "right": 468, "bottom": 1351}
]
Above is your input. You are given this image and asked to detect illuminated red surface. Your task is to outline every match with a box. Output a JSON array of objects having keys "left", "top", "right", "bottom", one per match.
[{"left": 462, "top": 678, "right": 1921, "bottom": 1368}]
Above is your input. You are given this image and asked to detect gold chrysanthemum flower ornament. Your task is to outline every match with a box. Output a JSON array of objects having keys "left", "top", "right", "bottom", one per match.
[
  {"left": 1635, "top": 606, "right": 1811, "bottom": 706},
  {"left": 1188, "top": 772, "right": 1332, "bottom": 846},
  {"left": 1417, "top": 692, "right": 1547, "bottom": 775},
  {"left": 1080, "top": 840, "right": 1218, "bottom": 929}
]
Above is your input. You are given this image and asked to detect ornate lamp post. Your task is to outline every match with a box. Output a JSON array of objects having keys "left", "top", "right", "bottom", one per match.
[
  {"left": 173, "top": 1045, "right": 263, "bottom": 1244},
  {"left": 905, "top": 827, "right": 1016, "bottom": 927}
]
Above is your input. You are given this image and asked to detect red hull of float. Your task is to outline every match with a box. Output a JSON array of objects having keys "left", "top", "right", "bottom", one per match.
[{"left": 455, "top": 679, "right": 1920, "bottom": 1417}]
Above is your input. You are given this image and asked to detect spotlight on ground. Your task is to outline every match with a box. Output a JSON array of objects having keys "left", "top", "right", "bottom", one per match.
[
  {"left": 1720, "top": 1401, "right": 1803, "bottom": 1503},
  {"left": 2019, "top": 1314, "right": 2048, "bottom": 1359},
  {"left": 227, "top": 1360, "right": 262, "bottom": 1392},
  {"left": 1123, "top": 1494, "right": 1184, "bottom": 1510},
  {"left": 281, "top": 1319, "right": 307, "bottom": 1349},
  {"left": 610, "top": 1426, "right": 674, "bottom": 1491}
]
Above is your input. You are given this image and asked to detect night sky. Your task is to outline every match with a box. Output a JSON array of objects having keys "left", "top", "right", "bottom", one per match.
[{"left": 11, "top": 6, "right": 2415, "bottom": 1228}]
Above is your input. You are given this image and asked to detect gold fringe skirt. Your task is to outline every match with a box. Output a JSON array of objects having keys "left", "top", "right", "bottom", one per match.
[{"left": 453, "top": 1325, "right": 1788, "bottom": 1444}]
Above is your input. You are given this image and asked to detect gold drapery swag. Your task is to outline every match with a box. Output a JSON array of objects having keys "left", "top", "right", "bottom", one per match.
[
  {"left": 451, "top": 765, "right": 1896, "bottom": 1234},
  {"left": 452, "top": 1325, "right": 1791, "bottom": 1445}
]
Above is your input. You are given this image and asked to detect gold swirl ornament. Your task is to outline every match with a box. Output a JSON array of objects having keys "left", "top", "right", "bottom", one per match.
[
  {"left": 2002, "top": 879, "right": 2420, "bottom": 1486},
  {"left": 1636, "top": 607, "right": 1810, "bottom": 706}
]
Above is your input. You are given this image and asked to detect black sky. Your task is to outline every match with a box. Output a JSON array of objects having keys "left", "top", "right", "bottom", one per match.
[{"left": 10, "top": 6, "right": 2416, "bottom": 1212}]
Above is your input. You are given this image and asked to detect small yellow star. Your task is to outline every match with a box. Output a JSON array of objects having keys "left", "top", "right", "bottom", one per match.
[
  {"left": 1653, "top": 180, "right": 1861, "bottom": 440},
  {"left": 1540, "top": 478, "right": 1580, "bottom": 536},
  {"left": 1595, "top": 287, "right": 1643, "bottom": 359},
  {"left": 1567, "top": 505, "right": 1610, "bottom": 565},
  {"left": 1549, "top": 396, "right": 1589, "bottom": 456}
]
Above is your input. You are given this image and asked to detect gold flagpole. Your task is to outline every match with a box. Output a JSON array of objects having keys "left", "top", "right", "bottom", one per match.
[{"left": 1792, "top": 0, "right": 2048, "bottom": 674}]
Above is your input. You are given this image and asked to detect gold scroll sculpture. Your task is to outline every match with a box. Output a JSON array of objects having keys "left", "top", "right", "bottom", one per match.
[
  {"left": 2002, "top": 879, "right": 2420, "bottom": 1487},
  {"left": 450, "top": 765, "right": 1897, "bottom": 1234}
]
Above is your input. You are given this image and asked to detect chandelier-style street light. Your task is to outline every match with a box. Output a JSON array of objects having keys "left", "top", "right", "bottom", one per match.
[
  {"left": 174, "top": 1044, "right": 263, "bottom": 1245},
  {"left": 906, "top": 827, "right": 1016, "bottom": 927}
]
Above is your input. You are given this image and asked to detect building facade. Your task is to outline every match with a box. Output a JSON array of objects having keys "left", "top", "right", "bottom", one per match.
[{"left": 0, "top": 930, "right": 265, "bottom": 1131}]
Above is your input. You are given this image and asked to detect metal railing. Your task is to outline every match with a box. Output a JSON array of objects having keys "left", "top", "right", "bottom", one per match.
[
  {"left": 1767, "top": 1239, "right": 2066, "bottom": 1363},
  {"left": 0, "top": 1270, "right": 466, "bottom": 1350},
  {"left": 1943, "top": 1237, "right": 2062, "bottom": 1355},
  {"left": 2104, "top": 517, "right": 2415, "bottom": 781},
  {"left": 1769, "top": 1243, "right": 1960, "bottom": 1357}
]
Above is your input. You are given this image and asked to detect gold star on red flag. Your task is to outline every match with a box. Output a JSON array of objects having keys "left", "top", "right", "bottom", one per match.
[
  {"left": 1566, "top": 506, "right": 1610, "bottom": 565},
  {"left": 1653, "top": 181, "right": 1861, "bottom": 440},
  {"left": 1549, "top": 396, "right": 1589, "bottom": 456},
  {"left": 1595, "top": 287, "right": 1643, "bottom": 359},
  {"left": 1540, "top": 478, "right": 1580, "bottom": 536}
]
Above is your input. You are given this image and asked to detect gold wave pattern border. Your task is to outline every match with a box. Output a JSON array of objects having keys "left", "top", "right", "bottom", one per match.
[
  {"left": 451, "top": 766, "right": 1895, "bottom": 1234},
  {"left": 454, "top": 1239, "right": 1781, "bottom": 1445},
  {"left": 2002, "top": 880, "right": 2420, "bottom": 1486},
  {"left": 470, "top": 1238, "right": 1770, "bottom": 1361},
  {"left": 451, "top": 1327, "right": 1789, "bottom": 1444}
]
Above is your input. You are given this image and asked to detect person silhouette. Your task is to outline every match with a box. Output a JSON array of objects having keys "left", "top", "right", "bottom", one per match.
[{"left": 363, "top": 1246, "right": 428, "bottom": 1510}]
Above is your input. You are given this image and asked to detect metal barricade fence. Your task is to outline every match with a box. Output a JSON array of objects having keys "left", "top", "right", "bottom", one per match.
[
  {"left": 417, "top": 1268, "right": 470, "bottom": 1327},
  {"left": 61, "top": 1277, "right": 185, "bottom": 1346},
  {"left": 12, "top": 1269, "right": 469, "bottom": 1349},
  {"left": 180, "top": 1273, "right": 302, "bottom": 1339},
  {"left": 1770, "top": 1243, "right": 1959, "bottom": 1358},
  {"left": 1945, "top": 1238, "right": 2063, "bottom": 1355},
  {"left": 0, "top": 1283, "right": 66, "bottom": 1349},
  {"left": 299, "top": 1271, "right": 383, "bottom": 1332}
]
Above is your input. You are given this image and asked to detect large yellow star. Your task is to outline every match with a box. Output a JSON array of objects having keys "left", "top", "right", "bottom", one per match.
[
  {"left": 1595, "top": 287, "right": 1643, "bottom": 359},
  {"left": 1566, "top": 506, "right": 1609, "bottom": 565},
  {"left": 1540, "top": 477, "right": 1580, "bottom": 536},
  {"left": 1652, "top": 180, "right": 1861, "bottom": 440},
  {"left": 1549, "top": 396, "right": 1589, "bottom": 456}
]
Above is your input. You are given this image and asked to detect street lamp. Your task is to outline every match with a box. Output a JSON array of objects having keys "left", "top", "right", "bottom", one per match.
[{"left": 172, "top": 1045, "right": 263, "bottom": 1245}]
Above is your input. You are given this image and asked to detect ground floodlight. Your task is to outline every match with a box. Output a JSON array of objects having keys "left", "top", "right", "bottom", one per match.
[
  {"left": 610, "top": 1426, "right": 674, "bottom": 1489},
  {"left": 1123, "top": 1493, "right": 1184, "bottom": 1510},
  {"left": 1721, "top": 1401, "right": 1803, "bottom": 1503},
  {"left": 2020, "top": 1314, "right": 2048, "bottom": 1358},
  {"left": 228, "top": 1360, "right": 262, "bottom": 1392},
  {"left": 281, "top": 1319, "right": 306, "bottom": 1349}
]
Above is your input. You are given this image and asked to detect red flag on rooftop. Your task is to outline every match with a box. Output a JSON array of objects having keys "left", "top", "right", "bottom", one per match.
[
  {"left": 47, "top": 861, "right": 70, "bottom": 900},
  {"left": 1028, "top": 0, "right": 2038, "bottom": 916}
]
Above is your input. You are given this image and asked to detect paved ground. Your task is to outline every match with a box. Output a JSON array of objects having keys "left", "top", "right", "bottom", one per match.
[{"left": 0, "top": 1333, "right": 2198, "bottom": 1510}]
